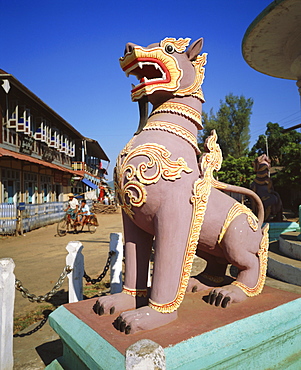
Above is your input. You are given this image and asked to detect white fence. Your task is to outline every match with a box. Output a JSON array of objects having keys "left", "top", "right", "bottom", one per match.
[
  {"left": 0, "top": 200, "right": 93, "bottom": 235},
  {"left": 0, "top": 233, "right": 123, "bottom": 370}
]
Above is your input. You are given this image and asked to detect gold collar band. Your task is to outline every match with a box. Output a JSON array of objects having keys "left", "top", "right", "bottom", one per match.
[
  {"left": 150, "top": 101, "right": 203, "bottom": 130},
  {"left": 143, "top": 120, "right": 201, "bottom": 155}
]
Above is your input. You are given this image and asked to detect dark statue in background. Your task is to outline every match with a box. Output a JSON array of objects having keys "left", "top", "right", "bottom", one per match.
[{"left": 251, "top": 154, "right": 283, "bottom": 222}]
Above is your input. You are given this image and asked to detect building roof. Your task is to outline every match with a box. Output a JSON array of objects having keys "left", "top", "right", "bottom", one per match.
[
  {"left": 84, "top": 137, "right": 110, "bottom": 162},
  {"left": 0, "top": 147, "right": 77, "bottom": 175},
  {"left": 0, "top": 69, "right": 84, "bottom": 138},
  {"left": 1, "top": 69, "right": 109, "bottom": 162},
  {"left": 242, "top": 0, "right": 301, "bottom": 80}
]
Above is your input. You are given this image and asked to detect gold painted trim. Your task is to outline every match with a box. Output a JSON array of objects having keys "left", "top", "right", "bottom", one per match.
[
  {"left": 232, "top": 224, "right": 269, "bottom": 296},
  {"left": 150, "top": 101, "right": 203, "bottom": 129},
  {"left": 149, "top": 130, "right": 222, "bottom": 313},
  {"left": 218, "top": 203, "right": 258, "bottom": 244},
  {"left": 123, "top": 286, "right": 148, "bottom": 297},
  {"left": 115, "top": 143, "right": 193, "bottom": 218},
  {"left": 149, "top": 177, "right": 212, "bottom": 313},
  {"left": 120, "top": 44, "right": 183, "bottom": 102},
  {"left": 175, "top": 53, "right": 207, "bottom": 101},
  {"left": 160, "top": 37, "right": 191, "bottom": 53},
  {"left": 143, "top": 120, "right": 201, "bottom": 155}
]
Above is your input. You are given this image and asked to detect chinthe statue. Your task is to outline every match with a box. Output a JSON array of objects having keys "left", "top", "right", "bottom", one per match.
[
  {"left": 251, "top": 154, "right": 283, "bottom": 222},
  {"left": 93, "top": 37, "right": 269, "bottom": 334}
]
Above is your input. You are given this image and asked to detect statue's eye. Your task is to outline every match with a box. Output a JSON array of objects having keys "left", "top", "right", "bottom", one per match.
[{"left": 165, "top": 44, "right": 175, "bottom": 54}]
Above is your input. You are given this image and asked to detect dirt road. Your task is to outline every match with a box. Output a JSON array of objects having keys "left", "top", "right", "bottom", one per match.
[{"left": 1, "top": 209, "right": 123, "bottom": 317}]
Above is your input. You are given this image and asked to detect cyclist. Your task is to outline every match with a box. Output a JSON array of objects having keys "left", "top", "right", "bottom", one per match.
[
  {"left": 77, "top": 199, "right": 91, "bottom": 227},
  {"left": 64, "top": 193, "right": 79, "bottom": 233}
]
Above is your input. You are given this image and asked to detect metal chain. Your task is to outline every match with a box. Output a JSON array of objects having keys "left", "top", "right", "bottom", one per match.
[
  {"left": 13, "top": 316, "right": 49, "bottom": 337},
  {"left": 15, "top": 265, "right": 72, "bottom": 303},
  {"left": 84, "top": 250, "right": 115, "bottom": 284}
]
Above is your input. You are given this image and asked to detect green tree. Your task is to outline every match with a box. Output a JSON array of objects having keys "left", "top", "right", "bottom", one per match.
[
  {"left": 250, "top": 122, "right": 301, "bottom": 196},
  {"left": 274, "top": 142, "right": 301, "bottom": 186},
  {"left": 216, "top": 155, "right": 255, "bottom": 188},
  {"left": 250, "top": 122, "right": 301, "bottom": 165},
  {"left": 199, "top": 93, "right": 253, "bottom": 158}
]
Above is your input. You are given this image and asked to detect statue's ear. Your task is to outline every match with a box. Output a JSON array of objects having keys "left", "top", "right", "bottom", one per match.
[{"left": 186, "top": 38, "right": 203, "bottom": 61}]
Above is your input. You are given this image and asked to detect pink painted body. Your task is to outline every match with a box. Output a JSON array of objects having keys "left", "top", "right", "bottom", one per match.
[{"left": 94, "top": 37, "right": 269, "bottom": 334}]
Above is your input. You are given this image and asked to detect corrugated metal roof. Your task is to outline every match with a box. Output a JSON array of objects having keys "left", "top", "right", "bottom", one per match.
[{"left": 0, "top": 147, "right": 77, "bottom": 175}]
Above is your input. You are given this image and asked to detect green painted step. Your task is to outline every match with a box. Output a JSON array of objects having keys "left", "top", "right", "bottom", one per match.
[{"left": 268, "top": 240, "right": 301, "bottom": 286}]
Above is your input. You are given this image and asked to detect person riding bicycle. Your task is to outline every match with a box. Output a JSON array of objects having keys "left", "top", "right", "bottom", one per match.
[
  {"left": 64, "top": 193, "right": 79, "bottom": 232},
  {"left": 77, "top": 199, "right": 91, "bottom": 227}
]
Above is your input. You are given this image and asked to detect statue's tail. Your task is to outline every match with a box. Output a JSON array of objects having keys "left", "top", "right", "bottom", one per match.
[{"left": 214, "top": 182, "right": 265, "bottom": 226}]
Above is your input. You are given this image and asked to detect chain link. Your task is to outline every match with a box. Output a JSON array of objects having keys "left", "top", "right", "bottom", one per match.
[
  {"left": 13, "top": 315, "right": 49, "bottom": 337},
  {"left": 84, "top": 250, "right": 115, "bottom": 284},
  {"left": 15, "top": 265, "right": 72, "bottom": 303}
]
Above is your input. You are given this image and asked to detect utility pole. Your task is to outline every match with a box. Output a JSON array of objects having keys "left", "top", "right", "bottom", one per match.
[{"left": 265, "top": 135, "right": 269, "bottom": 158}]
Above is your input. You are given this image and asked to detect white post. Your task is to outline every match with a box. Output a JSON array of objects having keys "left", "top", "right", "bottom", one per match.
[
  {"left": 110, "top": 233, "right": 123, "bottom": 294},
  {"left": 66, "top": 241, "right": 84, "bottom": 303},
  {"left": 0, "top": 258, "right": 15, "bottom": 370},
  {"left": 126, "top": 339, "right": 166, "bottom": 369}
]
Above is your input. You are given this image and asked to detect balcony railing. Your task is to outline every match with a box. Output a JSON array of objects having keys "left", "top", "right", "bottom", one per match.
[{"left": 72, "top": 162, "right": 100, "bottom": 177}]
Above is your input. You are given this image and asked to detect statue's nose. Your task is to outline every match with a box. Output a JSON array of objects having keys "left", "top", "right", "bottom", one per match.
[{"left": 124, "top": 42, "right": 137, "bottom": 55}]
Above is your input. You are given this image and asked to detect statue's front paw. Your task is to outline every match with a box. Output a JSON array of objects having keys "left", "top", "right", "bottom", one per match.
[
  {"left": 115, "top": 306, "right": 177, "bottom": 334},
  {"left": 93, "top": 299, "right": 115, "bottom": 316},
  {"left": 207, "top": 284, "right": 247, "bottom": 308},
  {"left": 93, "top": 292, "right": 137, "bottom": 316}
]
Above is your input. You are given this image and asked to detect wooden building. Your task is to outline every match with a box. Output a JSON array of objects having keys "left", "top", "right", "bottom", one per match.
[{"left": 0, "top": 69, "right": 109, "bottom": 205}]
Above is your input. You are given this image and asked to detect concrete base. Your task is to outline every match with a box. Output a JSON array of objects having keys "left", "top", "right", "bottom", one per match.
[
  {"left": 46, "top": 286, "right": 301, "bottom": 369},
  {"left": 268, "top": 240, "right": 301, "bottom": 286},
  {"left": 280, "top": 232, "right": 301, "bottom": 261},
  {"left": 267, "top": 222, "right": 300, "bottom": 242}
]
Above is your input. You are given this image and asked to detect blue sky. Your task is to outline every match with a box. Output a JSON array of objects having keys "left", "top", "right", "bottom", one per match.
[{"left": 1, "top": 0, "right": 300, "bottom": 180}]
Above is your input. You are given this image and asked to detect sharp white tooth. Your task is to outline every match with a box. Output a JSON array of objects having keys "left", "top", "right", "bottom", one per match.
[
  {"left": 162, "top": 73, "right": 166, "bottom": 79},
  {"left": 155, "top": 64, "right": 159, "bottom": 69},
  {"left": 143, "top": 77, "right": 149, "bottom": 82},
  {"left": 138, "top": 62, "right": 143, "bottom": 69}
]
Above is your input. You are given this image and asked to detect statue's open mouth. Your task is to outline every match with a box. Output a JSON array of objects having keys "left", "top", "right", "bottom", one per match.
[
  {"left": 120, "top": 45, "right": 182, "bottom": 101},
  {"left": 122, "top": 58, "right": 171, "bottom": 93}
]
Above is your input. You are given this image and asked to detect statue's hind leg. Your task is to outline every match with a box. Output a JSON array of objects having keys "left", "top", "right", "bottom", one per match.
[
  {"left": 208, "top": 217, "right": 269, "bottom": 308},
  {"left": 94, "top": 211, "right": 153, "bottom": 316}
]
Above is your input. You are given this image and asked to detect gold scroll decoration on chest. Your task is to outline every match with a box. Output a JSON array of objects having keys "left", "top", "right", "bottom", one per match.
[{"left": 115, "top": 143, "right": 193, "bottom": 218}]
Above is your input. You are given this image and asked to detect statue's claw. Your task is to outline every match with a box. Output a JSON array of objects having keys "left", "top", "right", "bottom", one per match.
[
  {"left": 93, "top": 292, "right": 138, "bottom": 316},
  {"left": 207, "top": 284, "right": 248, "bottom": 308},
  {"left": 115, "top": 315, "right": 128, "bottom": 333},
  {"left": 221, "top": 296, "right": 231, "bottom": 308},
  {"left": 116, "top": 315, "right": 123, "bottom": 330},
  {"left": 215, "top": 292, "right": 223, "bottom": 306},
  {"left": 192, "top": 285, "right": 198, "bottom": 293},
  {"left": 209, "top": 290, "right": 217, "bottom": 305},
  {"left": 208, "top": 289, "right": 232, "bottom": 308},
  {"left": 110, "top": 307, "right": 115, "bottom": 315},
  {"left": 120, "top": 320, "right": 126, "bottom": 332},
  {"left": 93, "top": 300, "right": 104, "bottom": 315}
]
